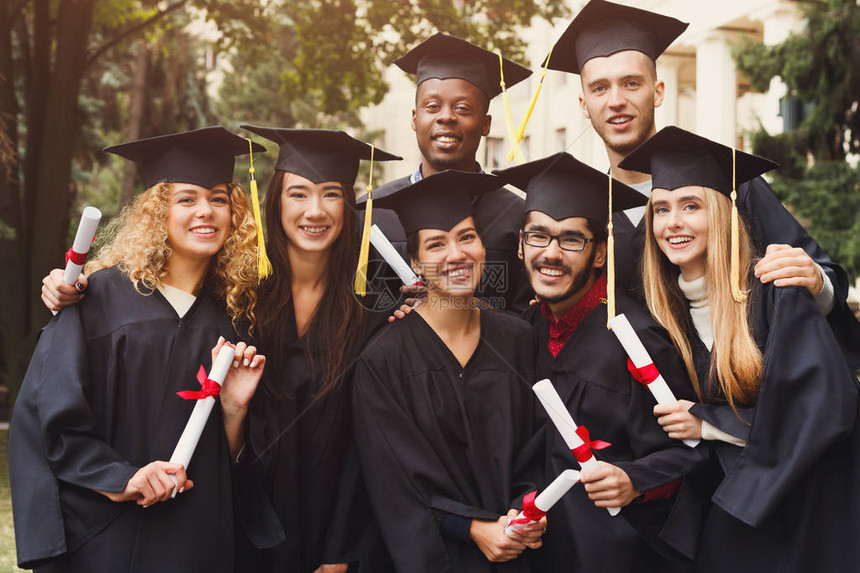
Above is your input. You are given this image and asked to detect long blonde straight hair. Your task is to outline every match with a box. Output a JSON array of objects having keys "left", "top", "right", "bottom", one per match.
[{"left": 642, "top": 186, "right": 763, "bottom": 410}]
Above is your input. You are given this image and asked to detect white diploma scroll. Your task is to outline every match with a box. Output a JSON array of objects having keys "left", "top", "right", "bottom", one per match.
[
  {"left": 369, "top": 224, "right": 420, "bottom": 286},
  {"left": 63, "top": 206, "right": 101, "bottom": 284},
  {"left": 532, "top": 379, "right": 620, "bottom": 516},
  {"left": 168, "top": 345, "right": 234, "bottom": 497},
  {"left": 608, "top": 313, "right": 699, "bottom": 448},
  {"left": 53, "top": 206, "right": 102, "bottom": 315},
  {"left": 504, "top": 469, "right": 581, "bottom": 537}
]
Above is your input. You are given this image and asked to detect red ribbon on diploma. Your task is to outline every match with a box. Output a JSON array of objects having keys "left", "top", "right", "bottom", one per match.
[
  {"left": 571, "top": 425, "right": 611, "bottom": 464},
  {"left": 177, "top": 365, "right": 221, "bottom": 400},
  {"left": 509, "top": 490, "right": 546, "bottom": 526},
  {"left": 65, "top": 248, "right": 87, "bottom": 266},
  {"left": 627, "top": 358, "right": 659, "bottom": 387}
]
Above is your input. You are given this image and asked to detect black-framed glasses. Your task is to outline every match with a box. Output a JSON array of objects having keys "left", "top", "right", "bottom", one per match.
[{"left": 522, "top": 231, "right": 593, "bottom": 252}]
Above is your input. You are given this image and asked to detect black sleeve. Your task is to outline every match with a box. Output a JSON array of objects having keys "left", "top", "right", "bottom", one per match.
[
  {"left": 739, "top": 176, "right": 860, "bottom": 368},
  {"left": 711, "top": 286, "right": 858, "bottom": 527}
]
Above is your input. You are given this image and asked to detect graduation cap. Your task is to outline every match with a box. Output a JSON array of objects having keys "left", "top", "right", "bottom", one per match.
[
  {"left": 241, "top": 124, "right": 402, "bottom": 296},
  {"left": 373, "top": 170, "right": 501, "bottom": 236},
  {"left": 546, "top": 0, "right": 688, "bottom": 75},
  {"left": 105, "top": 126, "right": 273, "bottom": 279},
  {"left": 617, "top": 126, "right": 779, "bottom": 195},
  {"left": 394, "top": 32, "right": 531, "bottom": 100},
  {"left": 495, "top": 151, "right": 645, "bottom": 327},
  {"left": 239, "top": 125, "right": 401, "bottom": 185},
  {"left": 103, "top": 126, "right": 266, "bottom": 189},
  {"left": 493, "top": 152, "right": 645, "bottom": 224},
  {"left": 619, "top": 126, "right": 780, "bottom": 302}
]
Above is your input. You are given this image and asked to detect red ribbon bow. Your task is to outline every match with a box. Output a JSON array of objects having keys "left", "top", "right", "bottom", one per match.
[
  {"left": 177, "top": 365, "right": 221, "bottom": 400},
  {"left": 571, "top": 425, "right": 611, "bottom": 464},
  {"left": 509, "top": 490, "right": 546, "bottom": 526},
  {"left": 627, "top": 358, "right": 660, "bottom": 387}
]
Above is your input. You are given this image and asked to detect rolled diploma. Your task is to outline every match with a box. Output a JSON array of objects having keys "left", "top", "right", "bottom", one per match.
[
  {"left": 168, "top": 345, "right": 234, "bottom": 497},
  {"left": 53, "top": 206, "right": 102, "bottom": 315},
  {"left": 532, "top": 379, "right": 620, "bottom": 516},
  {"left": 504, "top": 469, "right": 580, "bottom": 536},
  {"left": 63, "top": 206, "right": 101, "bottom": 284},
  {"left": 608, "top": 313, "right": 699, "bottom": 448},
  {"left": 369, "top": 224, "right": 419, "bottom": 285}
]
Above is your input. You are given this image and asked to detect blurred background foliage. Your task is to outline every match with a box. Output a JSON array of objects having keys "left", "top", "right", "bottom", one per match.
[{"left": 734, "top": 0, "right": 860, "bottom": 281}]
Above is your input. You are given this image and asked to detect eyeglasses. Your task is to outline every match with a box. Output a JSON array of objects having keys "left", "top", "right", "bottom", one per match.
[{"left": 522, "top": 231, "right": 593, "bottom": 252}]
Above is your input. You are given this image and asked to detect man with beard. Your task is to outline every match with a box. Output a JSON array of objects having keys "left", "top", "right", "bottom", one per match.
[
  {"left": 546, "top": 0, "right": 859, "bottom": 367},
  {"left": 359, "top": 33, "right": 534, "bottom": 314},
  {"left": 493, "top": 153, "right": 705, "bottom": 573}
]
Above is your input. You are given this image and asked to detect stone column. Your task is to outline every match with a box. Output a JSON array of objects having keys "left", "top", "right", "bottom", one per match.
[
  {"left": 656, "top": 54, "right": 682, "bottom": 129},
  {"left": 695, "top": 31, "right": 737, "bottom": 145}
]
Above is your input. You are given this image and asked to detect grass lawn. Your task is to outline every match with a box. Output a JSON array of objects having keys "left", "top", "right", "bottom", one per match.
[{"left": 0, "top": 430, "right": 25, "bottom": 572}]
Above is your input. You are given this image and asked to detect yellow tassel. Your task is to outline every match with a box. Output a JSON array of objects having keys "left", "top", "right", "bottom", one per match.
[
  {"left": 247, "top": 138, "right": 272, "bottom": 281},
  {"left": 354, "top": 145, "right": 375, "bottom": 296},
  {"left": 606, "top": 174, "right": 615, "bottom": 329},
  {"left": 499, "top": 53, "right": 525, "bottom": 164},
  {"left": 507, "top": 45, "right": 554, "bottom": 161},
  {"left": 729, "top": 148, "right": 747, "bottom": 302}
]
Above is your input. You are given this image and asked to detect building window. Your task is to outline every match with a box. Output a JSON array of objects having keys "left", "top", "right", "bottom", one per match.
[{"left": 485, "top": 137, "right": 504, "bottom": 169}]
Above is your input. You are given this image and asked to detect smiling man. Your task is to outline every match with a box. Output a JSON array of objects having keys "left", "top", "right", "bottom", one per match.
[
  {"left": 361, "top": 33, "right": 534, "bottom": 314},
  {"left": 494, "top": 152, "right": 704, "bottom": 573},
  {"left": 546, "top": 0, "right": 859, "bottom": 368}
]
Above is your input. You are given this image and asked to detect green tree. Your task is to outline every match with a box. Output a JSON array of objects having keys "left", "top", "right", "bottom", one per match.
[{"left": 734, "top": 0, "right": 860, "bottom": 280}]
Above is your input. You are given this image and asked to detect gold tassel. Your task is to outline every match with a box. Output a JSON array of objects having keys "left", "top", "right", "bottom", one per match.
[
  {"left": 499, "top": 53, "right": 525, "bottom": 164},
  {"left": 729, "top": 147, "right": 747, "bottom": 302},
  {"left": 247, "top": 138, "right": 272, "bottom": 280},
  {"left": 507, "top": 45, "right": 554, "bottom": 161},
  {"left": 354, "top": 145, "right": 375, "bottom": 296},
  {"left": 606, "top": 174, "right": 615, "bottom": 328}
]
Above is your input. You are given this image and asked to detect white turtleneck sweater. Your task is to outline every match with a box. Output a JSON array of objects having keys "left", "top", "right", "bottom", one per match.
[{"left": 677, "top": 274, "right": 747, "bottom": 447}]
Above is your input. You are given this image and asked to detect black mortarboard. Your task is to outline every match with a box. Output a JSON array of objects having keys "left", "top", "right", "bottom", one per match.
[
  {"left": 103, "top": 126, "right": 265, "bottom": 189},
  {"left": 373, "top": 170, "right": 500, "bottom": 235},
  {"left": 240, "top": 125, "right": 401, "bottom": 185},
  {"left": 546, "top": 0, "right": 688, "bottom": 74},
  {"left": 617, "top": 126, "right": 779, "bottom": 195},
  {"left": 394, "top": 32, "right": 532, "bottom": 100},
  {"left": 493, "top": 152, "right": 645, "bottom": 225}
]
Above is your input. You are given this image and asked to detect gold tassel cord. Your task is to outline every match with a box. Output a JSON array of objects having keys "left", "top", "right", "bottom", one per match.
[
  {"left": 499, "top": 53, "right": 525, "bottom": 165},
  {"left": 507, "top": 45, "right": 554, "bottom": 161},
  {"left": 729, "top": 147, "right": 747, "bottom": 302},
  {"left": 606, "top": 174, "right": 615, "bottom": 329},
  {"left": 247, "top": 138, "right": 272, "bottom": 281},
  {"left": 354, "top": 145, "right": 375, "bottom": 296}
]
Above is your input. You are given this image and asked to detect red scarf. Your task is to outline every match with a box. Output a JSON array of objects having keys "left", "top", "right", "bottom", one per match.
[{"left": 540, "top": 273, "right": 607, "bottom": 358}]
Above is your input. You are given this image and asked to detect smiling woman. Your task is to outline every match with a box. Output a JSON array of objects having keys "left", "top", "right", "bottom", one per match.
[
  {"left": 630, "top": 126, "right": 860, "bottom": 572},
  {"left": 353, "top": 170, "right": 545, "bottom": 573},
  {"left": 9, "top": 127, "right": 269, "bottom": 573},
  {"left": 233, "top": 125, "right": 402, "bottom": 573}
]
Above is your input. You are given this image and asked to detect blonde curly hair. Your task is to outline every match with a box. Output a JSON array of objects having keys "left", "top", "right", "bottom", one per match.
[{"left": 87, "top": 181, "right": 259, "bottom": 330}]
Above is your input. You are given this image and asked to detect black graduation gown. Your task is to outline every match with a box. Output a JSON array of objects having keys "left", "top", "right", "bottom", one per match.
[
  {"left": 236, "top": 308, "right": 392, "bottom": 573},
  {"left": 683, "top": 282, "right": 860, "bottom": 573},
  {"left": 9, "top": 267, "right": 239, "bottom": 572},
  {"left": 614, "top": 176, "right": 860, "bottom": 369},
  {"left": 524, "top": 292, "right": 706, "bottom": 573},
  {"left": 362, "top": 175, "right": 533, "bottom": 315},
  {"left": 352, "top": 310, "right": 539, "bottom": 573}
]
